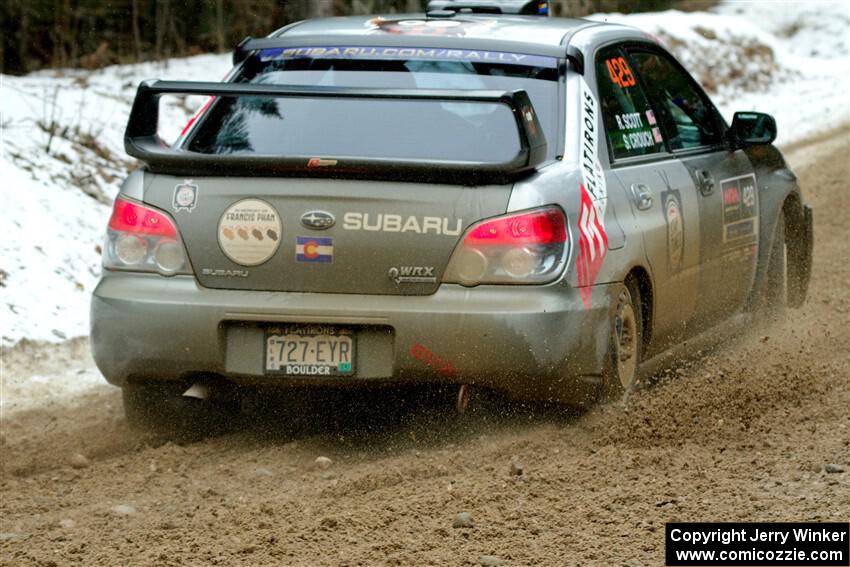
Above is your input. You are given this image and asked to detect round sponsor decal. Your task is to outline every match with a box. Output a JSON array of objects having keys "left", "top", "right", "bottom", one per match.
[
  {"left": 217, "top": 199, "right": 281, "bottom": 266},
  {"left": 665, "top": 192, "right": 684, "bottom": 272},
  {"left": 173, "top": 180, "right": 199, "bottom": 212},
  {"left": 175, "top": 186, "right": 195, "bottom": 207}
]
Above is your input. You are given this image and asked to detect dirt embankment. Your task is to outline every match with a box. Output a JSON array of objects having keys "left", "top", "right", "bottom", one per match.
[{"left": 1, "top": 130, "right": 848, "bottom": 566}]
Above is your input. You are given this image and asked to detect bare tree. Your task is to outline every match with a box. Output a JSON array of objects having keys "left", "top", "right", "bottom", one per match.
[
  {"left": 310, "top": 0, "right": 334, "bottom": 18},
  {"left": 0, "top": 0, "right": 691, "bottom": 75},
  {"left": 215, "top": 0, "right": 225, "bottom": 53},
  {"left": 132, "top": 0, "right": 143, "bottom": 61}
]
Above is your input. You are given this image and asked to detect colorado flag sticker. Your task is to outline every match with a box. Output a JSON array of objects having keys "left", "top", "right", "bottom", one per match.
[{"left": 296, "top": 236, "right": 333, "bottom": 263}]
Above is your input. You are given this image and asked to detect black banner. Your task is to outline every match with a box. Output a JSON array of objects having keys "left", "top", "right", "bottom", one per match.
[{"left": 666, "top": 523, "right": 849, "bottom": 566}]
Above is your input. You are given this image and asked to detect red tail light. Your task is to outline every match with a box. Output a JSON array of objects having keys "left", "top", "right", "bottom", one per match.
[
  {"left": 464, "top": 208, "right": 567, "bottom": 246},
  {"left": 103, "top": 197, "right": 188, "bottom": 275},
  {"left": 443, "top": 206, "right": 569, "bottom": 287},
  {"left": 109, "top": 197, "right": 177, "bottom": 238}
]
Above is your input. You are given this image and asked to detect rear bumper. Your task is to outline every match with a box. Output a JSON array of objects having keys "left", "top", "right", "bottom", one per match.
[{"left": 90, "top": 273, "right": 615, "bottom": 402}]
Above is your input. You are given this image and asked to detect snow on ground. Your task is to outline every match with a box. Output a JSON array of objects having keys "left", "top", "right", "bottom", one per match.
[
  {"left": 1, "top": 340, "right": 104, "bottom": 415},
  {"left": 711, "top": 1, "right": 850, "bottom": 142},
  {"left": 589, "top": 0, "right": 850, "bottom": 145},
  {"left": 1, "top": 54, "right": 232, "bottom": 345},
  {"left": 0, "top": 1, "right": 848, "bottom": 354}
]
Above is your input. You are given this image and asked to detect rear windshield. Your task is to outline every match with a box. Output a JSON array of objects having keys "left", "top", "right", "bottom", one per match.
[{"left": 185, "top": 46, "right": 559, "bottom": 162}]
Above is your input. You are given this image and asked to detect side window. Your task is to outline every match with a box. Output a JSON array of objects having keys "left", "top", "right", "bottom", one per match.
[
  {"left": 628, "top": 49, "right": 723, "bottom": 151},
  {"left": 596, "top": 47, "right": 665, "bottom": 160}
]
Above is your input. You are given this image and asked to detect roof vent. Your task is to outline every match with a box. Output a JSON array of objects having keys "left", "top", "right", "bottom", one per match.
[
  {"left": 425, "top": 1, "right": 550, "bottom": 16},
  {"left": 425, "top": 9, "right": 458, "bottom": 17}
]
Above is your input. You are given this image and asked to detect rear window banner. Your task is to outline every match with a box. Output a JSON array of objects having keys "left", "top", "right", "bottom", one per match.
[
  {"left": 576, "top": 78, "right": 609, "bottom": 309},
  {"left": 257, "top": 46, "right": 558, "bottom": 68}
]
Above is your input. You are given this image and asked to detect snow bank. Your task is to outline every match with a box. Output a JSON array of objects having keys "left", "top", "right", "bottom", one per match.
[
  {"left": 0, "top": 338, "right": 104, "bottom": 415},
  {"left": 1, "top": 54, "right": 232, "bottom": 344},
  {"left": 1, "top": 2, "right": 848, "bottom": 347},
  {"left": 589, "top": 1, "right": 850, "bottom": 145}
]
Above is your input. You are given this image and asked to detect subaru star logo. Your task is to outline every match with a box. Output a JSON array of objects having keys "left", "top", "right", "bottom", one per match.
[{"left": 300, "top": 211, "right": 335, "bottom": 230}]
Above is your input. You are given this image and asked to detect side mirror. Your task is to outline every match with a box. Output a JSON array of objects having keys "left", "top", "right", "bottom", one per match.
[{"left": 729, "top": 111, "right": 777, "bottom": 148}]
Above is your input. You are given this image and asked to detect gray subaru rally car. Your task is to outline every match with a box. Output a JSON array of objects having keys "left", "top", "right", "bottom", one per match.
[{"left": 91, "top": 0, "right": 813, "bottom": 427}]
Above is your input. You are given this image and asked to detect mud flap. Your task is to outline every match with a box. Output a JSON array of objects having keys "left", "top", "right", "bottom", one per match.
[{"left": 787, "top": 204, "right": 813, "bottom": 308}]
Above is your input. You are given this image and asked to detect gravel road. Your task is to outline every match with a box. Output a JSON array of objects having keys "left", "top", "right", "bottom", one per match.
[{"left": 1, "top": 129, "right": 848, "bottom": 566}]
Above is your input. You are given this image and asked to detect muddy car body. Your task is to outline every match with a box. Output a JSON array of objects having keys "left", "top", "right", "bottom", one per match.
[{"left": 91, "top": 1, "right": 813, "bottom": 422}]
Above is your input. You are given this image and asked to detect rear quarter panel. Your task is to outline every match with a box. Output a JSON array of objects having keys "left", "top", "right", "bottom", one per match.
[{"left": 507, "top": 31, "right": 653, "bottom": 295}]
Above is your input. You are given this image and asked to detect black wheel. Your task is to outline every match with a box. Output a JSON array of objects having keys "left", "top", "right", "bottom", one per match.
[
  {"left": 756, "top": 213, "right": 787, "bottom": 321},
  {"left": 122, "top": 381, "right": 240, "bottom": 442},
  {"left": 601, "top": 279, "right": 643, "bottom": 401}
]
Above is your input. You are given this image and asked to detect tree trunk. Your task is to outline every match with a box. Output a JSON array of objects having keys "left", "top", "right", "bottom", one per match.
[
  {"left": 310, "top": 0, "right": 333, "bottom": 18},
  {"left": 132, "top": 0, "right": 143, "bottom": 61},
  {"left": 169, "top": 5, "right": 184, "bottom": 56},
  {"left": 216, "top": 0, "right": 225, "bottom": 53},
  {"left": 68, "top": 0, "right": 79, "bottom": 65},
  {"left": 154, "top": 0, "right": 163, "bottom": 60},
  {"left": 18, "top": 2, "right": 31, "bottom": 73},
  {"left": 154, "top": 0, "right": 173, "bottom": 61},
  {"left": 52, "top": 0, "right": 66, "bottom": 67}
]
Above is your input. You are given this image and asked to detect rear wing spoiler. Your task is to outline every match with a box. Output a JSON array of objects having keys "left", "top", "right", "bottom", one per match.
[{"left": 124, "top": 80, "right": 548, "bottom": 185}]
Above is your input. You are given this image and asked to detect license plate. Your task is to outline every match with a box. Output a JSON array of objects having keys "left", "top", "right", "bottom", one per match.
[{"left": 264, "top": 325, "right": 354, "bottom": 376}]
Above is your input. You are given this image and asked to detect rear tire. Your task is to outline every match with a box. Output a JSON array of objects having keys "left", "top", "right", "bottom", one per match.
[
  {"left": 122, "top": 381, "right": 239, "bottom": 442},
  {"left": 601, "top": 279, "right": 643, "bottom": 402}
]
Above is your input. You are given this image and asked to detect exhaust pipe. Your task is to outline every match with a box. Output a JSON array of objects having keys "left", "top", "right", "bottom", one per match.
[{"left": 182, "top": 382, "right": 210, "bottom": 400}]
